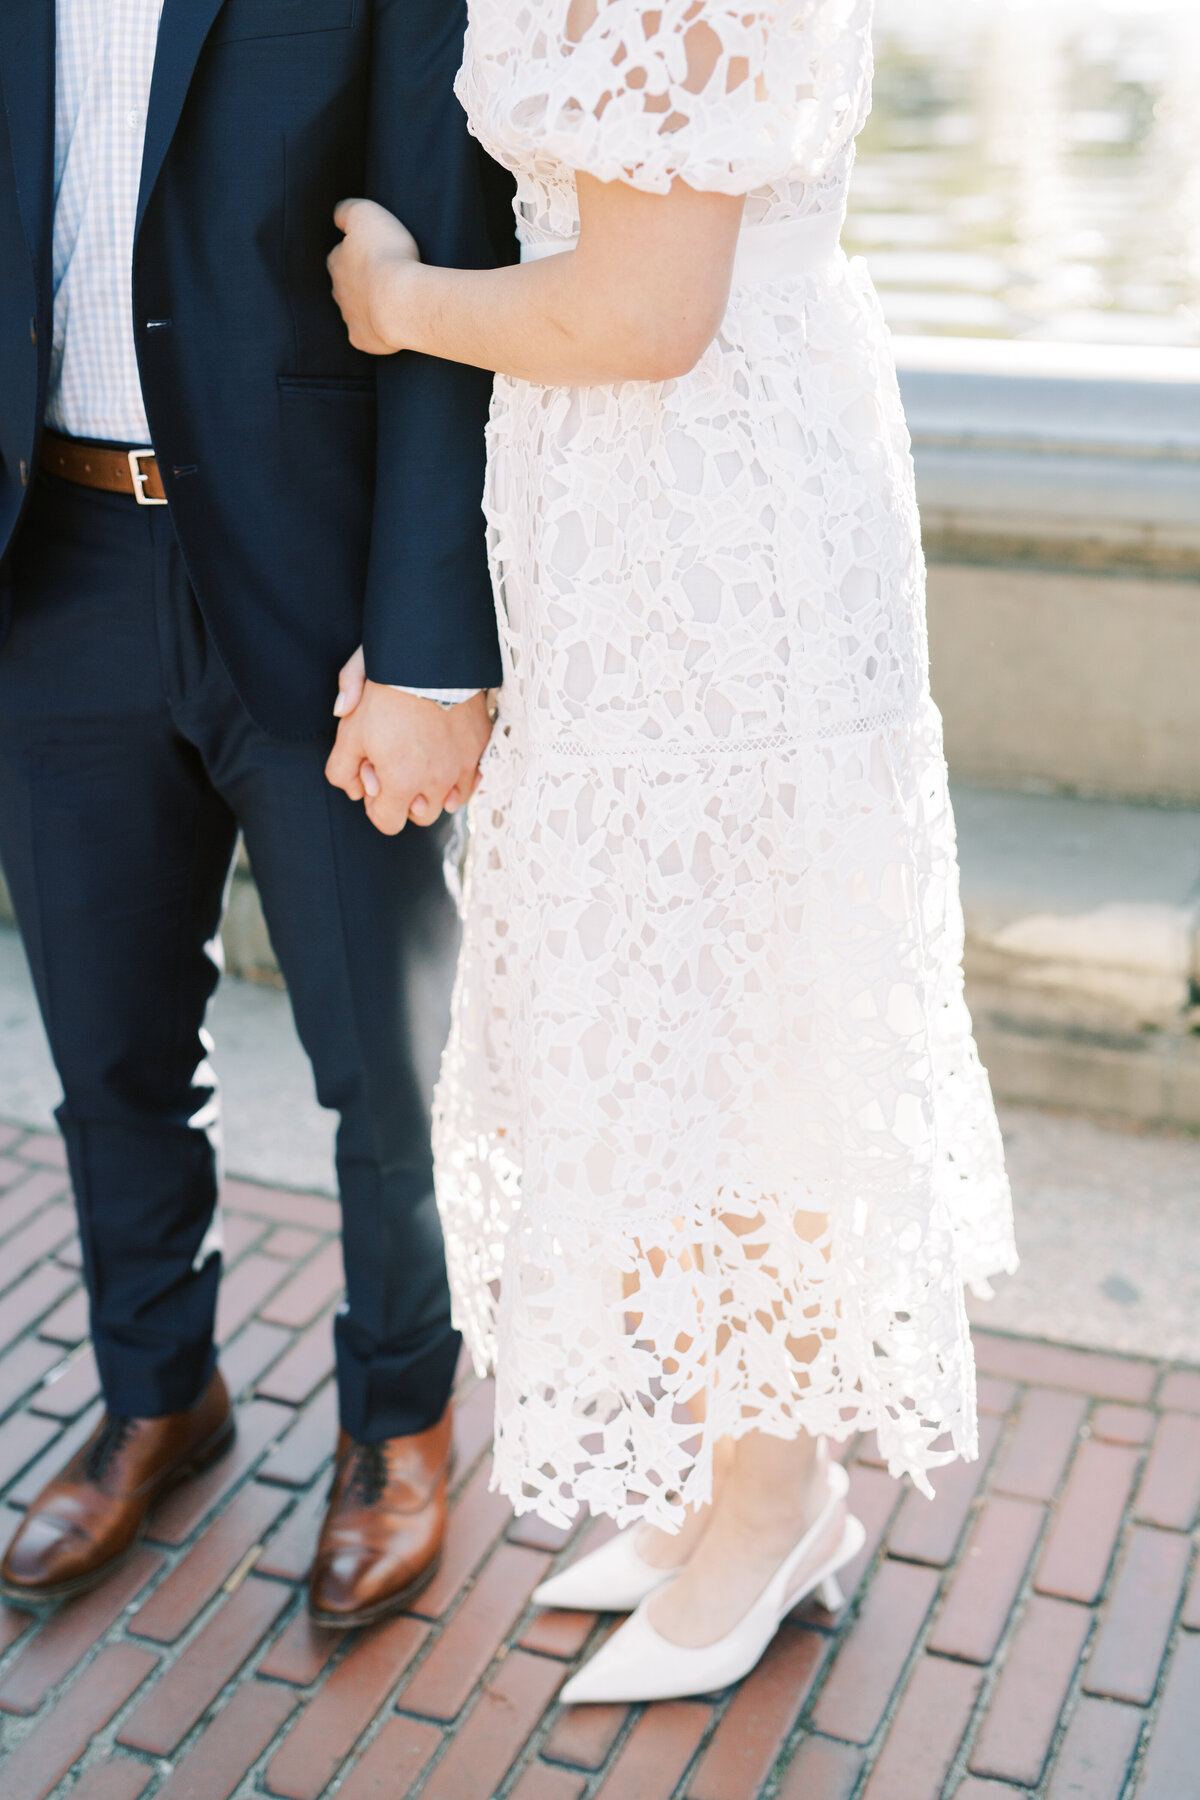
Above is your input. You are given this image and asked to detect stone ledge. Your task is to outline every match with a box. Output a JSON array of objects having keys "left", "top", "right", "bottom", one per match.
[
  {"left": 896, "top": 336, "right": 1200, "bottom": 575},
  {"left": 955, "top": 785, "right": 1200, "bottom": 1128}
]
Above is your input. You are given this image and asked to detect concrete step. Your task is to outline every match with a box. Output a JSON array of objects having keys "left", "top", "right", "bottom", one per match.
[
  {"left": 4, "top": 784, "right": 1200, "bottom": 1130},
  {"left": 956, "top": 784, "right": 1200, "bottom": 1128}
]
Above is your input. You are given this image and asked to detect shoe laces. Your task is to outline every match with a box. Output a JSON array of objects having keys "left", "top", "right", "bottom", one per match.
[
  {"left": 342, "top": 1440, "right": 389, "bottom": 1507},
  {"left": 83, "top": 1414, "right": 136, "bottom": 1483}
]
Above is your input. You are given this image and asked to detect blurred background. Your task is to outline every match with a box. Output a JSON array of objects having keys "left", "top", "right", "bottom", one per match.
[{"left": 848, "top": 0, "right": 1200, "bottom": 347}]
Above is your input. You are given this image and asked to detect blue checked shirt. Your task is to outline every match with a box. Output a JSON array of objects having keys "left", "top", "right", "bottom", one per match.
[
  {"left": 47, "top": 0, "right": 477, "bottom": 705},
  {"left": 48, "top": 0, "right": 162, "bottom": 443}
]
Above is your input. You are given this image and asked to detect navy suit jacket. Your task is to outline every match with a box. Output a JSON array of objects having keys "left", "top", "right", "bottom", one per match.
[{"left": 0, "top": 0, "right": 514, "bottom": 738}]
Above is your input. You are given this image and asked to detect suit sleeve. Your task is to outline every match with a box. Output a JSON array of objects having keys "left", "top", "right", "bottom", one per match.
[{"left": 361, "top": 0, "right": 516, "bottom": 689}]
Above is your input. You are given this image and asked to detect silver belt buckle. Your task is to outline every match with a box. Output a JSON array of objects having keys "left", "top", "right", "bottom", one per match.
[{"left": 127, "top": 447, "right": 167, "bottom": 505}]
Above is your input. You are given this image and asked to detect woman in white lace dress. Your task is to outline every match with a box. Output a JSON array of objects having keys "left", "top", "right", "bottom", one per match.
[{"left": 329, "top": 0, "right": 1016, "bottom": 1700}]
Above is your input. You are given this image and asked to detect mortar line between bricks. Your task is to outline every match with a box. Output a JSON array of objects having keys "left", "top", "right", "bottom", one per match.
[
  {"left": 318, "top": 1673, "right": 438, "bottom": 1800},
  {"left": 263, "top": 1585, "right": 457, "bottom": 1800},
  {"left": 171, "top": 1654, "right": 304, "bottom": 1800},
  {"left": 933, "top": 1478, "right": 1111, "bottom": 1798},
  {"left": 384, "top": 1659, "right": 503, "bottom": 1800},
  {"left": 0, "top": 1568, "right": 168, "bottom": 1758},
  {"left": 310, "top": 1605, "right": 471, "bottom": 1800},
  {"left": 939, "top": 1392, "right": 1193, "bottom": 1799},
  {"left": 573, "top": 1701, "right": 647, "bottom": 1800},
  {"left": 0, "top": 1183, "right": 71, "bottom": 1257},
  {"left": 933, "top": 1500, "right": 1063, "bottom": 1798},
  {"left": 927, "top": 1379, "right": 1163, "bottom": 1797},
  {"left": 1093, "top": 1533, "right": 1200, "bottom": 1800},
  {"left": 1152, "top": 1358, "right": 1200, "bottom": 1407},
  {"left": 1114, "top": 1550, "right": 1200, "bottom": 1800},
  {"left": 1121, "top": 1672, "right": 1168, "bottom": 1800},
  {"left": 976, "top": 1327, "right": 1174, "bottom": 1399},
  {"left": 667, "top": 1702, "right": 725, "bottom": 1800},
  {"left": 765, "top": 1394, "right": 1061, "bottom": 1800},
  {"left": 106, "top": 1561, "right": 328, "bottom": 1793},
  {"left": 0, "top": 1351, "right": 74, "bottom": 1431},
  {"left": 2, "top": 1637, "right": 168, "bottom": 1791},
  {"left": 126, "top": 1583, "right": 307, "bottom": 1787},
  {"left": 770, "top": 1454, "right": 989, "bottom": 1796}
]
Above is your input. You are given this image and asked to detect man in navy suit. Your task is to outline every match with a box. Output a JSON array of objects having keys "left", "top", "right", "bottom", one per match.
[{"left": 0, "top": 0, "right": 512, "bottom": 1625}]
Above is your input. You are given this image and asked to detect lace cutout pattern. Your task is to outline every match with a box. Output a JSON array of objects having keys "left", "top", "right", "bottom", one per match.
[
  {"left": 457, "top": 0, "right": 875, "bottom": 199},
  {"left": 435, "top": 0, "right": 1017, "bottom": 1528}
]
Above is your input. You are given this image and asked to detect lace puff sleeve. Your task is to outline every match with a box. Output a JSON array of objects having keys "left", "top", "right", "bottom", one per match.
[{"left": 459, "top": 0, "right": 874, "bottom": 197}]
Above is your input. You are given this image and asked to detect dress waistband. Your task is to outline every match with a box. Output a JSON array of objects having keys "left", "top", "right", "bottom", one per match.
[{"left": 518, "top": 207, "right": 846, "bottom": 286}]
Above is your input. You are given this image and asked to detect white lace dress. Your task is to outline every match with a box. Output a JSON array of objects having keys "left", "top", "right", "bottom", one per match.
[{"left": 434, "top": 0, "right": 1017, "bottom": 1527}]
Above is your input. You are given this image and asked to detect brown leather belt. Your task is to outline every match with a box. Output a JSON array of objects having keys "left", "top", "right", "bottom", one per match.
[{"left": 41, "top": 430, "right": 168, "bottom": 505}]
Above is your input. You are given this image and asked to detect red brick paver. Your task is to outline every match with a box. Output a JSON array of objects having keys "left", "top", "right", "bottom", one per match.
[
  {"left": 0, "top": 1123, "right": 1197, "bottom": 1800},
  {"left": 1133, "top": 1631, "right": 1200, "bottom": 1800},
  {"left": 969, "top": 1595, "right": 1092, "bottom": 1786},
  {"left": 2, "top": 1643, "right": 157, "bottom": 1800},
  {"left": 1046, "top": 1696, "right": 1144, "bottom": 1800},
  {"left": 861, "top": 1655, "right": 985, "bottom": 1800},
  {"left": 1035, "top": 1440, "right": 1141, "bottom": 1603},
  {"left": 1134, "top": 1411, "right": 1200, "bottom": 1531},
  {"left": 991, "top": 1387, "right": 1088, "bottom": 1500},
  {"left": 685, "top": 1624, "right": 827, "bottom": 1800},
  {"left": 927, "top": 1494, "right": 1045, "bottom": 1663},
  {"left": 68, "top": 1760, "right": 155, "bottom": 1800},
  {"left": 1083, "top": 1526, "right": 1192, "bottom": 1705},
  {"left": 118, "top": 1577, "right": 291, "bottom": 1756},
  {"left": 263, "top": 1615, "right": 427, "bottom": 1799},
  {"left": 0, "top": 1546, "right": 162, "bottom": 1715},
  {"left": 327, "top": 1717, "right": 442, "bottom": 1800},
  {"left": 592, "top": 1700, "right": 712, "bottom": 1800},
  {"left": 417, "top": 1648, "right": 564, "bottom": 1800},
  {"left": 155, "top": 1681, "right": 298, "bottom": 1800},
  {"left": 812, "top": 1557, "right": 941, "bottom": 1743},
  {"left": 776, "top": 1737, "right": 865, "bottom": 1800}
]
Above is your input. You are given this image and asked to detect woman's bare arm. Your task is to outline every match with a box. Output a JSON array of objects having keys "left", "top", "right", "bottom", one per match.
[{"left": 328, "top": 172, "right": 744, "bottom": 386}]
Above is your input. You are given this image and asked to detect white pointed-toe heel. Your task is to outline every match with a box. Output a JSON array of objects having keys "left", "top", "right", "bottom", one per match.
[
  {"left": 559, "top": 1461, "right": 864, "bottom": 1705},
  {"left": 532, "top": 1526, "right": 677, "bottom": 1614}
]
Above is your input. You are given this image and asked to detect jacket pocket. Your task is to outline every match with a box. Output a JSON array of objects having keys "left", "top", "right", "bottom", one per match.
[
  {"left": 277, "top": 375, "right": 375, "bottom": 395},
  {"left": 210, "top": 0, "right": 355, "bottom": 44}
]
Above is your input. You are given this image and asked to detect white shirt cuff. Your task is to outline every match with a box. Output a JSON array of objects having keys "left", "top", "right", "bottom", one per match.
[{"left": 388, "top": 686, "right": 481, "bottom": 706}]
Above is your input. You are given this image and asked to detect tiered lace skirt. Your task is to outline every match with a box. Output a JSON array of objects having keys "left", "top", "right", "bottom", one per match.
[{"left": 432, "top": 242, "right": 1017, "bottom": 1528}]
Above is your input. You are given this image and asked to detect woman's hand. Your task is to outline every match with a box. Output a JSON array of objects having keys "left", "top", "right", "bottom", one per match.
[
  {"left": 332, "top": 644, "right": 367, "bottom": 719},
  {"left": 328, "top": 198, "right": 420, "bottom": 356}
]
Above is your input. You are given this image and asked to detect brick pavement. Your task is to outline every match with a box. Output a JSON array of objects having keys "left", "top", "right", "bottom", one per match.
[{"left": 0, "top": 1122, "right": 1197, "bottom": 1800}]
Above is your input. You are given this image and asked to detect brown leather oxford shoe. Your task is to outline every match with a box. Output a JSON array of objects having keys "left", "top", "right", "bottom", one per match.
[
  {"left": 308, "top": 1405, "right": 453, "bottom": 1629},
  {"left": 0, "top": 1371, "right": 234, "bottom": 1604}
]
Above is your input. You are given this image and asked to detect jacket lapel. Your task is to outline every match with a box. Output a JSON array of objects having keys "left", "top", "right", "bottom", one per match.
[
  {"left": 0, "top": 1, "right": 55, "bottom": 275},
  {"left": 136, "top": 0, "right": 228, "bottom": 238}
]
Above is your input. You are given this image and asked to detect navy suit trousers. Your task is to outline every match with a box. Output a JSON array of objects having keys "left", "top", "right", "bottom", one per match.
[{"left": 0, "top": 474, "right": 461, "bottom": 1437}]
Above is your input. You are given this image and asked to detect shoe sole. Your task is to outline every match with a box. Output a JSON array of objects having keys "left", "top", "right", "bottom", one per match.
[
  {"left": 307, "top": 1546, "right": 443, "bottom": 1631},
  {"left": 0, "top": 1412, "right": 237, "bottom": 1608}
]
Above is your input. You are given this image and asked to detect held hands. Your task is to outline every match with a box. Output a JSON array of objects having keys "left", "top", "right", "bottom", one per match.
[
  {"left": 325, "top": 647, "right": 492, "bottom": 836},
  {"left": 328, "top": 199, "right": 419, "bottom": 356}
]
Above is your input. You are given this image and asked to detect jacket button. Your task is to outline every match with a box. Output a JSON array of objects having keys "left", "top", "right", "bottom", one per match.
[
  {"left": 19, "top": 458, "right": 29, "bottom": 486},
  {"left": 29, "top": 318, "right": 37, "bottom": 347}
]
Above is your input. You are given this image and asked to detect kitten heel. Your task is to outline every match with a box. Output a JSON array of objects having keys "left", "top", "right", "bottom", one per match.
[{"left": 817, "top": 1571, "right": 845, "bottom": 1613}]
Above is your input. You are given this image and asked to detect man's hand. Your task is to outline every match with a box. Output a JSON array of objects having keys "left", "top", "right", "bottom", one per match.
[{"left": 325, "top": 683, "right": 492, "bottom": 834}]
